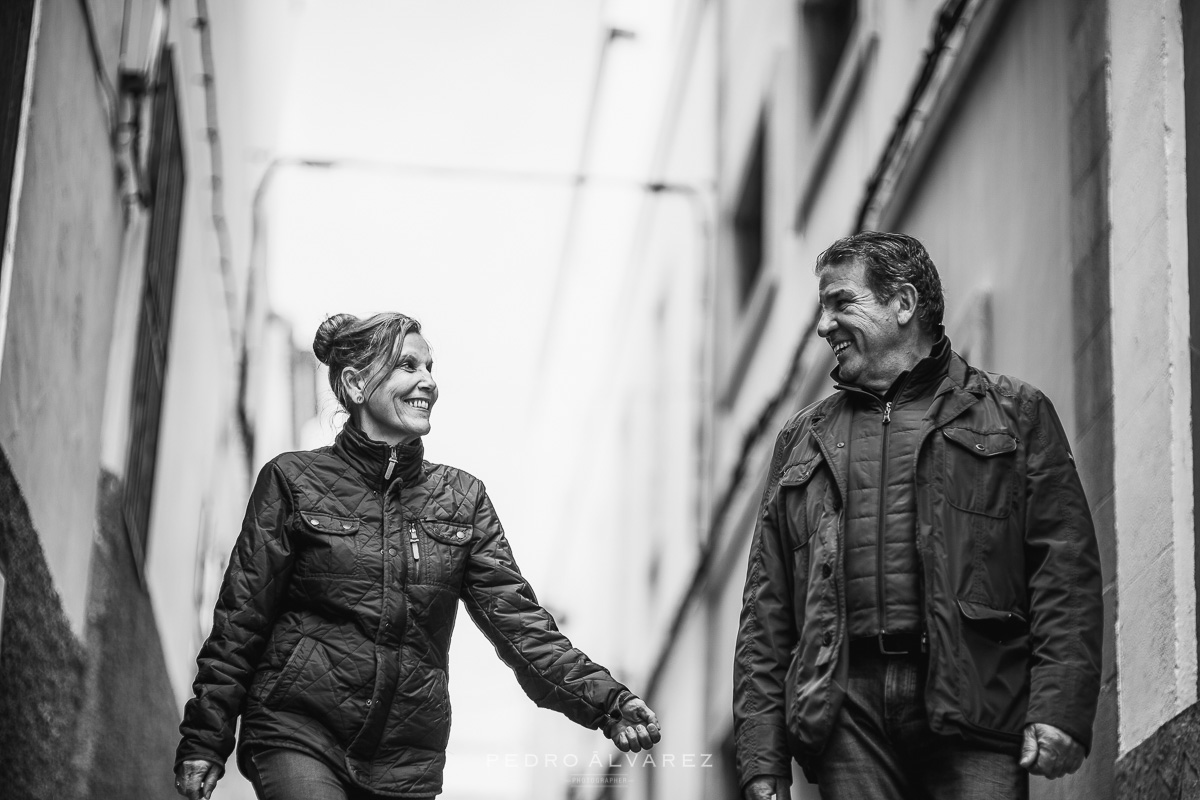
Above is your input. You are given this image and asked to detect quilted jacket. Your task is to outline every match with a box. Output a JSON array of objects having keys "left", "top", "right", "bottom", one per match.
[
  {"left": 176, "top": 420, "right": 629, "bottom": 797},
  {"left": 733, "top": 351, "right": 1103, "bottom": 787}
]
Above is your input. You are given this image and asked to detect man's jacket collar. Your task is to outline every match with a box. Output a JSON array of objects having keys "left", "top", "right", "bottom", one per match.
[
  {"left": 333, "top": 418, "right": 426, "bottom": 488},
  {"left": 807, "top": 347, "right": 985, "bottom": 500}
]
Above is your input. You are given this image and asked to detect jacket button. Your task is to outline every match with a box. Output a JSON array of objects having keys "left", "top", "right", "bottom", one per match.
[
  {"left": 388, "top": 547, "right": 396, "bottom": 556},
  {"left": 975, "top": 443, "right": 986, "bottom": 451},
  {"left": 309, "top": 518, "right": 321, "bottom": 526},
  {"left": 456, "top": 532, "right": 465, "bottom": 540},
  {"left": 366, "top": 699, "right": 372, "bottom": 706},
  {"left": 821, "top": 563, "right": 832, "bottom": 579},
  {"left": 836, "top": 442, "right": 845, "bottom": 448},
  {"left": 822, "top": 632, "right": 833, "bottom": 646}
]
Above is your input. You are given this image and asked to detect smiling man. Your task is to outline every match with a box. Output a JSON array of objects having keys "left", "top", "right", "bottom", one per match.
[{"left": 733, "top": 232, "right": 1103, "bottom": 800}]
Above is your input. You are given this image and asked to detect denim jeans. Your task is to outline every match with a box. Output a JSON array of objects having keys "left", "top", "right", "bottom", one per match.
[
  {"left": 813, "top": 651, "right": 1028, "bottom": 800},
  {"left": 245, "top": 747, "right": 434, "bottom": 800}
]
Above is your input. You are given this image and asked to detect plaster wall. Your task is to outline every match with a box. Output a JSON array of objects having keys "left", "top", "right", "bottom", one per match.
[
  {"left": 1108, "top": 0, "right": 1198, "bottom": 755},
  {"left": 0, "top": 0, "right": 126, "bottom": 633},
  {"left": 894, "top": 0, "right": 1075, "bottom": 415}
]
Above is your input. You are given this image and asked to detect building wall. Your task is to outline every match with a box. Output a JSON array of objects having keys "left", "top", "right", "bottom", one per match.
[
  {"left": 0, "top": 2, "right": 299, "bottom": 798},
  {"left": 1109, "top": 0, "right": 1200, "bottom": 795},
  {"left": 0, "top": 0, "right": 126, "bottom": 634}
]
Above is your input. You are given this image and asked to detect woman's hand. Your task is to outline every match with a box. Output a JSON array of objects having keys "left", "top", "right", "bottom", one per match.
[
  {"left": 175, "top": 759, "right": 221, "bottom": 799},
  {"left": 605, "top": 696, "right": 662, "bottom": 752}
]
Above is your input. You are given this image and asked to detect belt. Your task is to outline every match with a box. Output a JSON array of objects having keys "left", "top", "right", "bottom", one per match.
[{"left": 848, "top": 631, "right": 927, "bottom": 658}]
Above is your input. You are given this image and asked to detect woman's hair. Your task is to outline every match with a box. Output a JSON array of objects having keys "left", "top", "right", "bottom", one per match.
[{"left": 312, "top": 312, "right": 423, "bottom": 413}]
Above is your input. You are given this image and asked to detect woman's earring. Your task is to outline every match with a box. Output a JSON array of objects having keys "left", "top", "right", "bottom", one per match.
[{"left": 355, "top": 394, "right": 364, "bottom": 404}]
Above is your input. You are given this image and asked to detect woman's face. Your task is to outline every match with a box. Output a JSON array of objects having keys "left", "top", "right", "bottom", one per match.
[{"left": 355, "top": 333, "right": 438, "bottom": 446}]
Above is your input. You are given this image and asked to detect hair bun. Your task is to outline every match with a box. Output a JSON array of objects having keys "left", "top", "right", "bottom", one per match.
[{"left": 313, "top": 313, "right": 358, "bottom": 365}]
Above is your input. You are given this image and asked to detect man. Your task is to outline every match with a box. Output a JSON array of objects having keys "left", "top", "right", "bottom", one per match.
[{"left": 733, "top": 232, "right": 1102, "bottom": 800}]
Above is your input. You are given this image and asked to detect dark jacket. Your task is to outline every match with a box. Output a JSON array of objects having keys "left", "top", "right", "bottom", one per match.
[
  {"left": 733, "top": 352, "right": 1103, "bottom": 787},
  {"left": 177, "top": 421, "right": 628, "bottom": 798},
  {"left": 840, "top": 336, "right": 950, "bottom": 638}
]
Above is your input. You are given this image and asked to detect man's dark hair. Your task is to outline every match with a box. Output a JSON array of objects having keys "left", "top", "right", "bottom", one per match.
[{"left": 815, "top": 231, "right": 945, "bottom": 333}]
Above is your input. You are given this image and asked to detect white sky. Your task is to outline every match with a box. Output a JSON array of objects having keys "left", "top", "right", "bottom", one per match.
[{"left": 254, "top": 2, "right": 682, "bottom": 797}]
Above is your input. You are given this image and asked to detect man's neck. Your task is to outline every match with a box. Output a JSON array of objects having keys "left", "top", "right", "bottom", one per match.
[{"left": 858, "top": 335, "right": 937, "bottom": 394}]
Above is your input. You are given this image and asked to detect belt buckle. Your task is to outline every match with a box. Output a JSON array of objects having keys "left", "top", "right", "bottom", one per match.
[{"left": 877, "top": 631, "right": 926, "bottom": 655}]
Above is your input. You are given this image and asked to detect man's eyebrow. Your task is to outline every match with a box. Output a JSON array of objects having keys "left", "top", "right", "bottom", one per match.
[{"left": 820, "top": 287, "right": 855, "bottom": 303}]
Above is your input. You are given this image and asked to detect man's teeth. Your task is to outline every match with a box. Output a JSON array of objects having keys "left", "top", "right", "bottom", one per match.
[{"left": 833, "top": 341, "right": 850, "bottom": 354}]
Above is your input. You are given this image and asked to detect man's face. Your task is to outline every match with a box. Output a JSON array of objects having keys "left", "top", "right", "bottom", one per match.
[{"left": 816, "top": 259, "right": 907, "bottom": 391}]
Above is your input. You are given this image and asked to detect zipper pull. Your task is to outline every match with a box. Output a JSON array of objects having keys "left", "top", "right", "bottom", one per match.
[
  {"left": 409, "top": 524, "right": 420, "bottom": 561},
  {"left": 883, "top": 401, "right": 892, "bottom": 424},
  {"left": 384, "top": 447, "right": 398, "bottom": 481}
]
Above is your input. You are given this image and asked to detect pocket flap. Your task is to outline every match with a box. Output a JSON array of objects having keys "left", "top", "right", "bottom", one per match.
[
  {"left": 422, "top": 520, "right": 473, "bottom": 546},
  {"left": 942, "top": 427, "right": 1017, "bottom": 457},
  {"left": 957, "top": 598, "right": 1027, "bottom": 625},
  {"left": 779, "top": 455, "right": 823, "bottom": 487},
  {"left": 300, "top": 512, "right": 360, "bottom": 535}
]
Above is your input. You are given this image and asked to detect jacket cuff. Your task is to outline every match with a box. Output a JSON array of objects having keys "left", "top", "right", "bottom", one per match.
[
  {"left": 607, "top": 689, "right": 636, "bottom": 721},
  {"left": 174, "top": 744, "right": 227, "bottom": 774},
  {"left": 1026, "top": 664, "right": 1099, "bottom": 754},
  {"left": 734, "top": 720, "right": 792, "bottom": 789}
]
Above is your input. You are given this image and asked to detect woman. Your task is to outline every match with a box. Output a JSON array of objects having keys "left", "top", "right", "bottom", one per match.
[{"left": 175, "top": 313, "right": 660, "bottom": 800}]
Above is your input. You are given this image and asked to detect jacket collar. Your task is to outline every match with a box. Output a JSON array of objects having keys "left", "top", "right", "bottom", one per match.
[
  {"left": 808, "top": 344, "right": 984, "bottom": 500},
  {"left": 831, "top": 328, "right": 952, "bottom": 403},
  {"left": 332, "top": 418, "right": 426, "bottom": 488}
]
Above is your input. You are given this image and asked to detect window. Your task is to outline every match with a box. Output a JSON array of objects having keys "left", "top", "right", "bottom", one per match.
[
  {"left": 733, "top": 120, "right": 766, "bottom": 309},
  {"left": 800, "top": 0, "right": 859, "bottom": 118},
  {"left": 124, "top": 48, "right": 185, "bottom": 572}
]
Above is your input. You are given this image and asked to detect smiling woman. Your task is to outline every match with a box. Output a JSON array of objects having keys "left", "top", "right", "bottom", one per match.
[{"left": 174, "top": 312, "right": 661, "bottom": 800}]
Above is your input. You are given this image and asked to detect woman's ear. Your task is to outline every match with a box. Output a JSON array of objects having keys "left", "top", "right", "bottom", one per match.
[{"left": 341, "top": 368, "right": 367, "bottom": 404}]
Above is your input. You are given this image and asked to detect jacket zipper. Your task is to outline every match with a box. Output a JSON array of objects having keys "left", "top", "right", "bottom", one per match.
[
  {"left": 384, "top": 445, "right": 399, "bottom": 481},
  {"left": 409, "top": 522, "right": 420, "bottom": 583},
  {"left": 877, "top": 400, "right": 892, "bottom": 637}
]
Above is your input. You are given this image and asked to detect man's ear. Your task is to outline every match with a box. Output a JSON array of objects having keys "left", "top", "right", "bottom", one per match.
[{"left": 894, "top": 283, "right": 919, "bottom": 327}]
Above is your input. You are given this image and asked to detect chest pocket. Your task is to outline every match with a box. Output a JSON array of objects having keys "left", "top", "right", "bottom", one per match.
[
  {"left": 777, "top": 450, "right": 827, "bottom": 553},
  {"left": 941, "top": 427, "right": 1018, "bottom": 518},
  {"left": 414, "top": 519, "right": 473, "bottom": 589},
  {"left": 293, "top": 511, "right": 362, "bottom": 575}
]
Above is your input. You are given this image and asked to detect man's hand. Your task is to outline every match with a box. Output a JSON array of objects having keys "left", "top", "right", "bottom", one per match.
[
  {"left": 744, "top": 774, "right": 788, "bottom": 799},
  {"left": 1020, "top": 723, "right": 1085, "bottom": 779},
  {"left": 605, "top": 696, "right": 662, "bottom": 752},
  {"left": 175, "top": 759, "right": 221, "bottom": 799}
]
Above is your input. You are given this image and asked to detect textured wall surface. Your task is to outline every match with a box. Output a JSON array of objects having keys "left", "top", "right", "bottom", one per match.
[
  {"left": 0, "top": 448, "right": 88, "bottom": 799},
  {"left": 1115, "top": 704, "right": 1200, "bottom": 799},
  {"left": 0, "top": 453, "right": 183, "bottom": 799}
]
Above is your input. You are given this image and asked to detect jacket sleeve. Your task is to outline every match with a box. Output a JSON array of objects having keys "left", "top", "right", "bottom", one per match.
[
  {"left": 1020, "top": 390, "right": 1104, "bottom": 752},
  {"left": 176, "top": 460, "right": 296, "bottom": 769},
  {"left": 460, "top": 483, "right": 628, "bottom": 730},
  {"left": 733, "top": 426, "right": 799, "bottom": 789}
]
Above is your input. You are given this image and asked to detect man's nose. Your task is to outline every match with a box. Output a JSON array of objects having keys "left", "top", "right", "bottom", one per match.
[{"left": 816, "top": 307, "right": 835, "bottom": 338}]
